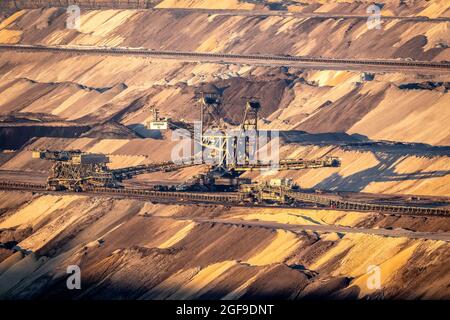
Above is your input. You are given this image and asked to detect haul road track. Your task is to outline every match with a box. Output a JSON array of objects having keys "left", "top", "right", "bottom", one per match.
[
  {"left": 177, "top": 217, "right": 450, "bottom": 242},
  {"left": 1, "top": 44, "right": 450, "bottom": 74}
]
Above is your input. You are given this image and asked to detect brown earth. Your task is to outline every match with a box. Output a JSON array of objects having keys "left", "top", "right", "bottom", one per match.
[
  {"left": 1, "top": 8, "right": 450, "bottom": 60},
  {"left": 0, "top": 1, "right": 449, "bottom": 300},
  {"left": 0, "top": 191, "right": 449, "bottom": 299},
  {"left": 0, "top": 50, "right": 449, "bottom": 145}
]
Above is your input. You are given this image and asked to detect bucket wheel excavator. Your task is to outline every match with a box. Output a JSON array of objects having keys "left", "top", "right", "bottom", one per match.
[{"left": 181, "top": 85, "right": 341, "bottom": 190}]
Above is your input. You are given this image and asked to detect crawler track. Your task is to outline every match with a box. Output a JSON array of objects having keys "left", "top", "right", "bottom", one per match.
[
  {"left": 1, "top": 180, "right": 449, "bottom": 217},
  {"left": 1, "top": 44, "right": 449, "bottom": 73}
]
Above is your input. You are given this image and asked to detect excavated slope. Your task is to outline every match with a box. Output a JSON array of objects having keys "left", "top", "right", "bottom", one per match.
[
  {"left": 0, "top": 191, "right": 449, "bottom": 299},
  {"left": 0, "top": 1, "right": 449, "bottom": 301},
  {"left": 0, "top": 8, "right": 449, "bottom": 60},
  {"left": 0, "top": 51, "right": 449, "bottom": 145}
]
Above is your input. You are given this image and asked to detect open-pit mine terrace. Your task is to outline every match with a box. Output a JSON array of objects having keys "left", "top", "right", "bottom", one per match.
[
  {"left": 0, "top": 1, "right": 449, "bottom": 300},
  {"left": 1, "top": 44, "right": 450, "bottom": 74}
]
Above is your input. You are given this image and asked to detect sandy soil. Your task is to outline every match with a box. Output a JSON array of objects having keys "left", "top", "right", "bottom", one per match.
[
  {"left": 1, "top": 7, "right": 449, "bottom": 60},
  {"left": 0, "top": 50, "right": 449, "bottom": 145},
  {"left": 0, "top": 192, "right": 448, "bottom": 299},
  {"left": 0, "top": 2, "right": 449, "bottom": 300}
]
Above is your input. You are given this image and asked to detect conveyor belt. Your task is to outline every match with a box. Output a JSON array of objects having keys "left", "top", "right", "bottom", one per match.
[
  {"left": 0, "top": 181, "right": 448, "bottom": 216},
  {"left": 1, "top": 44, "right": 449, "bottom": 71}
]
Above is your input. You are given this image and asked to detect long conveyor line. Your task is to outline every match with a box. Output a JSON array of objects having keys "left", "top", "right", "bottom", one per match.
[
  {"left": 0, "top": 180, "right": 449, "bottom": 217},
  {"left": 1, "top": 44, "right": 450, "bottom": 70},
  {"left": 283, "top": 190, "right": 450, "bottom": 217}
]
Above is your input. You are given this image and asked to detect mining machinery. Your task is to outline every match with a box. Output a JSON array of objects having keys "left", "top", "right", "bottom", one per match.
[
  {"left": 146, "top": 107, "right": 168, "bottom": 130},
  {"left": 237, "top": 97, "right": 261, "bottom": 165},
  {"left": 32, "top": 149, "right": 118, "bottom": 192},
  {"left": 195, "top": 87, "right": 268, "bottom": 173},
  {"left": 32, "top": 89, "right": 340, "bottom": 194},
  {"left": 145, "top": 107, "right": 194, "bottom": 133},
  {"left": 192, "top": 86, "right": 340, "bottom": 189},
  {"left": 23, "top": 100, "right": 450, "bottom": 216},
  {"left": 32, "top": 149, "right": 197, "bottom": 191},
  {"left": 195, "top": 84, "right": 229, "bottom": 171},
  {"left": 241, "top": 98, "right": 260, "bottom": 132}
]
